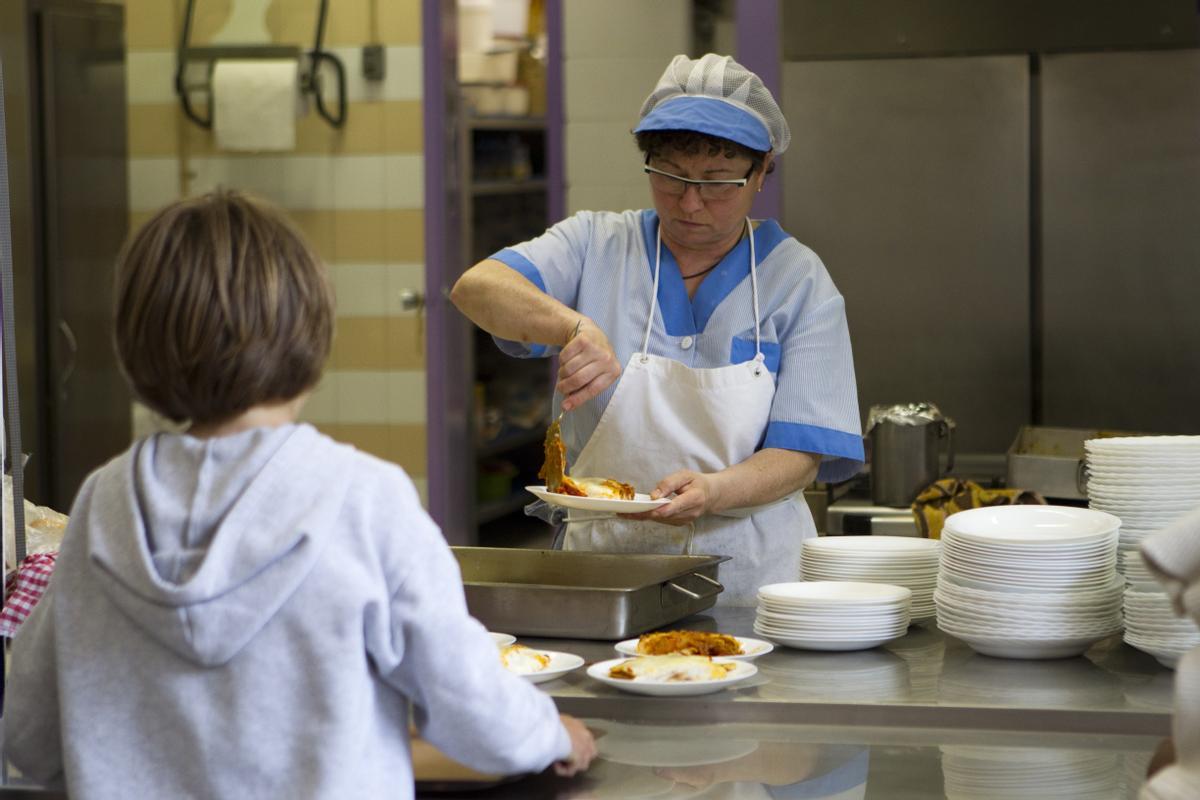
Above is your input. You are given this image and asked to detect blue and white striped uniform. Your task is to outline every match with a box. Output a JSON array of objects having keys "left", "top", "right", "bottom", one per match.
[{"left": 492, "top": 209, "right": 865, "bottom": 481}]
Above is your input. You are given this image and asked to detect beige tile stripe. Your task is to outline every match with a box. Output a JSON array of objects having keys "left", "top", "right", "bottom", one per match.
[
  {"left": 329, "top": 317, "right": 425, "bottom": 370},
  {"left": 128, "top": 208, "right": 425, "bottom": 263},
  {"left": 127, "top": 101, "right": 422, "bottom": 158},
  {"left": 312, "top": 423, "right": 428, "bottom": 477},
  {"left": 126, "top": 0, "right": 420, "bottom": 50}
]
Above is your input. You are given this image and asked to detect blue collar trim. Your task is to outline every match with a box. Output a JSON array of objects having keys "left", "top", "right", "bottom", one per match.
[{"left": 639, "top": 211, "right": 789, "bottom": 336}]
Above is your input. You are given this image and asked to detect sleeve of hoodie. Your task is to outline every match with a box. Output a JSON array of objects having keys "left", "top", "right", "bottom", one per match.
[
  {"left": 5, "top": 583, "right": 67, "bottom": 789},
  {"left": 366, "top": 474, "right": 570, "bottom": 775}
]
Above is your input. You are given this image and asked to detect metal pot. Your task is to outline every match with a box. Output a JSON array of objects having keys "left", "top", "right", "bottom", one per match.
[{"left": 867, "top": 404, "right": 956, "bottom": 508}]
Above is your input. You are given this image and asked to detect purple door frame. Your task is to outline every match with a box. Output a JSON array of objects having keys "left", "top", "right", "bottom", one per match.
[
  {"left": 736, "top": 0, "right": 782, "bottom": 221},
  {"left": 422, "top": 0, "right": 469, "bottom": 540},
  {"left": 422, "top": 0, "right": 564, "bottom": 538}
]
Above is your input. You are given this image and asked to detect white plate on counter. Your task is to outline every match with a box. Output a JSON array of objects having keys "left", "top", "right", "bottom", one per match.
[
  {"left": 526, "top": 486, "right": 670, "bottom": 514},
  {"left": 753, "top": 625, "right": 904, "bottom": 652},
  {"left": 503, "top": 650, "right": 585, "bottom": 684},
  {"left": 586, "top": 657, "right": 758, "bottom": 696},
  {"left": 489, "top": 632, "right": 516, "bottom": 647},
  {"left": 613, "top": 636, "right": 774, "bottom": 661}
]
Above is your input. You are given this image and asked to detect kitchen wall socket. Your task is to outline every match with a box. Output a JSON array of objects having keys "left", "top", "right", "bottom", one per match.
[{"left": 362, "top": 44, "right": 386, "bottom": 81}]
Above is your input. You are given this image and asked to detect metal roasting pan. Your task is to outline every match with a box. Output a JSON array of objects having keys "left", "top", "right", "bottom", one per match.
[{"left": 452, "top": 547, "right": 729, "bottom": 640}]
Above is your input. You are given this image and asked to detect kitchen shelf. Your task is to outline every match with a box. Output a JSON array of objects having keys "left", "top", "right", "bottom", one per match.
[
  {"left": 478, "top": 426, "right": 546, "bottom": 459},
  {"left": 477, "top": 491, "right": 533, "bottom": 525},
  {"left": 470, "top": 178, "right": 548, "bottom": 196}
]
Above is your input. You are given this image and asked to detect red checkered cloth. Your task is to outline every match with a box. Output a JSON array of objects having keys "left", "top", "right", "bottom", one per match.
[{"left": 2, "top": 552, "right": 58, "bottom": 638}]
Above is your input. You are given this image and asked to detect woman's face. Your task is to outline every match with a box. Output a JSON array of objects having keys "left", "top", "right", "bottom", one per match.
[{"left": 647, "top": 148, "right": 770, "bottom": 253}]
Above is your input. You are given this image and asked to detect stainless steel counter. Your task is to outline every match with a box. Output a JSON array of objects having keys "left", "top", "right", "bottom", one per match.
[
  {"left": 517, "top": 606, "right": 1175, "bottom": 736},
  {"left": 418, "top": 722, "right": 1160, "bottom": 798}
]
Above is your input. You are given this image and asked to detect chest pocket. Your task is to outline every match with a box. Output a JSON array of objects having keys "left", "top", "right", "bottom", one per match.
[{"left": 730, "top": 337, "right": 781, "bottom": 374}]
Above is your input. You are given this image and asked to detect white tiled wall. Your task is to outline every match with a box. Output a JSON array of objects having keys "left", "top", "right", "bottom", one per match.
[
  {"left": 328, "top": 263, "right": 425, "bottom": 317},
  {"left": 304, "top": 371, "right": 427, "bottom": 426},
  {"left": 562, "top": 0, "right": 691, "bottom": 215}
]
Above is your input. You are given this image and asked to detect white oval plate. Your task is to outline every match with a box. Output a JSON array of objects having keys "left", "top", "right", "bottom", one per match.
[
  {"left": 587, "top": 657, "right": 758, "bottom": 696},
  {"left": 526, "top": 485, "right": 669, "bottom": 514},
  {"left": 753, "top": 626, "right": 904, "bottom": 651},
  {"left": 505, "top": 650, "right": 585, "bottom": 684},
  {"left": 489, "top": 632, "right": 516, "bottom": 647},
  {"left": 758, "top": 581, "right": 912, "bottom": 605},
  {"left": 613, "top": 635, "right": 774, "bottom": 661},
  {"left": 942, "top": 506, "right": 1121, "bottom": 543},
  {"left": 943, "top": 630, "right": 1112, "bottom": 660},
  {"left": 803, "top": 536, "right": 941, "bottom": 555}
]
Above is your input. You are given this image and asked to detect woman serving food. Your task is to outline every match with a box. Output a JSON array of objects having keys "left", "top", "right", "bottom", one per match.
[{"left": 450, "top": 54, "right": 864, "bottom": 605}]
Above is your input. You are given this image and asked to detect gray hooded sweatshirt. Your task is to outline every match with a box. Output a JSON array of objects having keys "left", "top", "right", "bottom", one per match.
[{"left": 5, "top": 424, "right": 569, "bottom": 799}]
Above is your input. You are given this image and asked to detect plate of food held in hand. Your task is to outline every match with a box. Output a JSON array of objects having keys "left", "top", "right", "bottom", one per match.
[
  {"left": 614, "top": 630, "right": 774, "bottom": 661},
  {"left": 499, "top": 644, "right": 584, "bottom": 685},
  {"left": 526, "top": 419, "right": 669, "bottom": 513},
  {"left": 588, "top": 655, "right": 758, "bottom": 696}
]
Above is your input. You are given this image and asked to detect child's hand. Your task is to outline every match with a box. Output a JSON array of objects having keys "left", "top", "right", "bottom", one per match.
[{"left": 553, "top": 715, "right": 597, "bottom": 777}]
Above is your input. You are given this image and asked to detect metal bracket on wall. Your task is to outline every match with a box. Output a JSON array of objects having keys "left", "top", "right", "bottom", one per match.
[{"left": 174, "top": 0, "right": 347, "bottom": 131}]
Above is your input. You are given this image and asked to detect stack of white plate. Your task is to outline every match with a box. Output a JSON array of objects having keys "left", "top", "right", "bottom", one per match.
[
  {"left": 941, "top": 746, "right": 1121, "bottom": 800},
  {"left": 1123, "top": 583, "right": 1200, "bottom": 669},
  {"left": 800, "top": 536, "right": 940, "bottom": 621},
  {"left": 935, "top": 506, "right": 1124, "bottom": 659},
  {"left": 1084, "top": 435, "right": 1200, "bottom": 557},
  {"left": 755, "top": 581, "right": 911, "bottom": 651}
]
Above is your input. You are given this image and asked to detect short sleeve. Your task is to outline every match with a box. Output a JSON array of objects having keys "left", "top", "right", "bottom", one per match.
[
  {"left": 762, "top": 272, "right": 865, "bottom": 483},
  {"left": 489, "top": 211, "right": 595, "bottom": 358}
]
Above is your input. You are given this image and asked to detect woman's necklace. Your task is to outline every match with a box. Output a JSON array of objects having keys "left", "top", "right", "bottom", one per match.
[{"left": 680, "top": 262, "right": 719, "bottom": 280}]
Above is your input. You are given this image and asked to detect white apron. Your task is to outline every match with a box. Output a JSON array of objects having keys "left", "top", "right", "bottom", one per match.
[{"left": 561, "top": 219, "right": 817, "bottom": 606}]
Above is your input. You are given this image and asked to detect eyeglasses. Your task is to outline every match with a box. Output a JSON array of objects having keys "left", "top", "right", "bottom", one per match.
[{"left": 643, "top": 161, "right": 755, "bottom": 201}]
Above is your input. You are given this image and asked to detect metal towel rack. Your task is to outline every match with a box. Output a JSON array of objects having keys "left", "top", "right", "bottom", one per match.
[{"left": 174, "top": 0, "right": 347, "bottom": 131}]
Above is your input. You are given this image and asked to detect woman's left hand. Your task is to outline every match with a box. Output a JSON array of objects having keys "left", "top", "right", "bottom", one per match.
[{"left": 622, "top": 470, "right": 722, "bottom": 526}]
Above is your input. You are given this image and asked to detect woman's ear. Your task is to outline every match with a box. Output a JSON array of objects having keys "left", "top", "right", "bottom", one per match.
[{"left": 758, "top": 153, "right": 775, "bottom": 191}]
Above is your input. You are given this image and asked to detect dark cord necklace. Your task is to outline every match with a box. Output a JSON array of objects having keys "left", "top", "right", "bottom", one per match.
[{"left": 680, "top": 262, "right": 719, "bottom": 280}]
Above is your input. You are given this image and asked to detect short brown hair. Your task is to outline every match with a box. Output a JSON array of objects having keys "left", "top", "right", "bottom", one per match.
[
  {"left": 114, "top": 189, "right": 334, "bottom": 425},
  {"left": 635, "top": 130, "right": 774, "bottom": 175}
]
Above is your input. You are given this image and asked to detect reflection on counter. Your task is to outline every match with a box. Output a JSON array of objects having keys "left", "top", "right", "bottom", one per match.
[
  {"left": 588, "top": 721, "right": 867, "bottom": 799},
  {"left": 414, "top": 722, "right": 1159, "bottom": 799}
]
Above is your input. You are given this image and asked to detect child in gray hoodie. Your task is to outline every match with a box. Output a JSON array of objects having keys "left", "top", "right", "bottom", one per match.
[{"left": 5, "top": 189, "right": 595, "bottom": 799}]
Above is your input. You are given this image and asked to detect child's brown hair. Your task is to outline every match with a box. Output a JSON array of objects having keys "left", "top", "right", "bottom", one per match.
[{"left": 114, "top": 188, "right": 334, "bottom": 424}]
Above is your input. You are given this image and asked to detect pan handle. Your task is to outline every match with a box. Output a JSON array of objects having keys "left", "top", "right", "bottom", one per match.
[
  {"left": 665, "top": 572, "right": 724, "bottom": 600},
  {"left": 666, "top": 582, "right": 702, "bottom": 600}
]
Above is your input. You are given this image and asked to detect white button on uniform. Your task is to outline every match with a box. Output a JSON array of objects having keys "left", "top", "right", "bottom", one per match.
[{"left": 680, "top": 336, "right": 694, "bottom": 350}]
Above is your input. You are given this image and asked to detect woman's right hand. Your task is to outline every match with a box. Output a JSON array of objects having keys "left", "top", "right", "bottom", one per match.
[
  {"left": 557, "top": 319, "right": 621, "bottom": 412},
  {"left": 553, "top": 714, "right": 598, "bottom": 776}
]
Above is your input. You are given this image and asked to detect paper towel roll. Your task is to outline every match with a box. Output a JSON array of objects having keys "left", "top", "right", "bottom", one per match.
[{"left": 213, "top": 59, "right": 299, "bottom": 152}]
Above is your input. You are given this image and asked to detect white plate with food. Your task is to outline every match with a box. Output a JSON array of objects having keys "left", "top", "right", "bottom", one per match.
[
  {"left": 526, "top": 485, "right": 669, "bottom": 514},
  {"left": 614, "top": 631, "right": 774, "bottom": 661},
  {"left": 587, "top": 656, "right": 758, "bottom": 696},
  {"left": 489, "top": 632, "right": 516, "bottom": 647},
  {"left": 500, "top": 645, "right": 585, "bottom": 684}
]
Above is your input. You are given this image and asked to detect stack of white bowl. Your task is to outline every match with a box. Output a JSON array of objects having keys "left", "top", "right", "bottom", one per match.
[
  {"left": 941, "top": 746, "right": 1121, "bottom": 800},
  {"left": 1085, "top": 436, "right": 1200, "bottom": 667},
  {"left": 755, "top": 581, "right": 912, "bottom": 652},
  {"left": 1121, "top": 550, "right": 1200, "bottom": 667},
  {"left": 934, "top": 506, "right": 1124, "bottom": 659},
  {"left": 1084, "top": 435, "right": 1200, "bottom": 558},
  {"left": 800, "top": 536, "right": 940, "bottom": 621}
]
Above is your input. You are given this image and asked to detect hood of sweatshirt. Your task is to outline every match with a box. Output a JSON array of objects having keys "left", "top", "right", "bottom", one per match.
[{"left": 83, "top": 424, "right": 356, "bottom": 666}]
